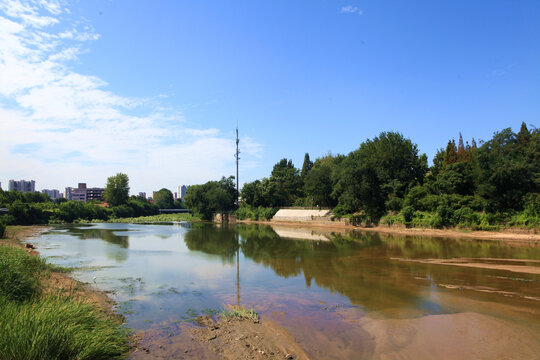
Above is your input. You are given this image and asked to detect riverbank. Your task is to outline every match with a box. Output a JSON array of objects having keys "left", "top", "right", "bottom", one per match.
[
  {"left": 0, "top": 226, "right": 129, "bottom": 360},
  {"left": 236, "top": 219, "right": 540, "bottom": 243},
  {"left": 5, "top": 226, "right": 310, "bottom": 360}
]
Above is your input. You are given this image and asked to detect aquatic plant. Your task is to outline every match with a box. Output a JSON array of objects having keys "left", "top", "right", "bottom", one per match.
[{"left": 221, "top": 305, "right": 259, "bottom": 322}]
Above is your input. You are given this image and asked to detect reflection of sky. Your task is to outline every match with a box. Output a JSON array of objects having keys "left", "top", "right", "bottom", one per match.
[
  {"left": 31, "top": 223, "right": 539, "bottom": 331},
  {"left": 35, "top": 223, "right": 341, "bottom": 329}
]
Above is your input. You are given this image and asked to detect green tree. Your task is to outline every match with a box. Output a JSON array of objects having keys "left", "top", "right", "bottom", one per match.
[
  {"left": 104, "top": 173, "right": 130, "bottom": 207},
  {"left": 333, "top": 132, "right": 428, "bottom": 221},
  {"left": 300, "top": 153, "right": 313, "bottom": 178},
  {"left": 268, "top": 159, "right": 302, "bottom": 207},
  {"left": 185, "top": 176, "right": 236, "bottom": 220},
  {"left": 153, "top": 188, "right": 174, "bottom": 209},
  {"left": 443, "top": 140, "right": 458, "bottom": 166},
  {"left": 304, "top": 154, "right": 343, "bottom": 208}
]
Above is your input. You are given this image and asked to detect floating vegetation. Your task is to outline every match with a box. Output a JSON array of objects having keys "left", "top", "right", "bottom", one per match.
[{"left": 117, "top": 299, "right": 137, "bottom": 315}]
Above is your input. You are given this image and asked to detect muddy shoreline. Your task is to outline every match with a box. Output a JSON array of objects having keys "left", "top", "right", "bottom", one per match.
[
  {"left": 5, "top": 226, "right": 310, "bottom": 359},
  {"left": 2, "top": 226, "right": 117, "bottom": 313},
  {"left": 236, "top": 219, "right": 540, "bottom": 243}
]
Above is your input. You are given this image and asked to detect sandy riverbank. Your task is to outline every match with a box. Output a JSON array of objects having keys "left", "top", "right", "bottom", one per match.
[{"left": 236, "top": 219, "right": 540, "bottom": 243}]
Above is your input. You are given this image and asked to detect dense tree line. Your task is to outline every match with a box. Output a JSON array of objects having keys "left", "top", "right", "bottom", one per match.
[
  {"left": 240, "top": 124, "right": 539, "bottom": 228},
  {"left": 0, "top": 173, "right": 161, "bottom": 226}
]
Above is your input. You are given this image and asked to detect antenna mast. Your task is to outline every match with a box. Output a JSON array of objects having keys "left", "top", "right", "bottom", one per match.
[{"left": 235, "top": 124, "right": 240, "bottom": 207}]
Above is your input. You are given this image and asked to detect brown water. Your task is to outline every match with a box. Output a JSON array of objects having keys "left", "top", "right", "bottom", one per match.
[{"left": 31, "top": 223, "right": 540, "bottom": 359}]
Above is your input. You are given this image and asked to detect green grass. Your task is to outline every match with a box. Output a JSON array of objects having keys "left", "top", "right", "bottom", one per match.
[
  {"left": 97, "top": 213, "right": 199, "bottom": 223},
  {"left": 221, "top": 305, "right": 259, "bottom": 322},
  {"left": 0, "top": 242, "right": 129, "bottom": 359},
  {"left": 0, "top": 246, "right": 48, "bottom": 301},
  {"left": 0, "top": 295, "right": 129, "bottom": 360}
]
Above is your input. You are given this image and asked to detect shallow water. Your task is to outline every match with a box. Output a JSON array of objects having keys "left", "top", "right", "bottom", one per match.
[{"left": 30, "top": 223, "right": 540, "bottom": 359}]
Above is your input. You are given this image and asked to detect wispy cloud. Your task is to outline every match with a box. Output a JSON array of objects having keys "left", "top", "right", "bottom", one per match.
[
  {"left": 341, "top": 5, "right": 363, "bottom": 15},
  {"left": 0, "top": 0, "right": 262, "bottom": 193}
]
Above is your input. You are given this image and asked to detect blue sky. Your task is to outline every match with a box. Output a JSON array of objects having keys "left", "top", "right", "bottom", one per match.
[{"left": 1, "top": 1, "right": 539, "bottom": 195}]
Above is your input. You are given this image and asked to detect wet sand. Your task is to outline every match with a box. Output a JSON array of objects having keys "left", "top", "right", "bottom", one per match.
[{"left": 392, "top": 257, "right": 540, "bottom": 275}]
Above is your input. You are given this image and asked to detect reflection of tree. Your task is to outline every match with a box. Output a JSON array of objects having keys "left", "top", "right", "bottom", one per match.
[
  {"left": 69, "top": 227, "right": 129, "bottom": 248},
  {"left": 182, "top": 223, "right": 540, "bottom": 313},
  {"left": 183, "top": 223, "right": 239, "bottom": 264},
  {"left": 379, "top": 234, "right": 540, "bottom": 260},
  {"left": 237, "top": 225, "right": 423, "bottom": 311}
]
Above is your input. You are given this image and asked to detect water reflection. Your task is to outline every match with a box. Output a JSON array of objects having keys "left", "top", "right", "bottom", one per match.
[{"left": 35, "top": 223, "right": 540, "bottom": 330}]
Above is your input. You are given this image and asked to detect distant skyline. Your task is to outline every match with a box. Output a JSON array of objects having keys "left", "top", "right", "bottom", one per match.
[{"left": 1, "top": 0, "right": 538, "bottom": 196}]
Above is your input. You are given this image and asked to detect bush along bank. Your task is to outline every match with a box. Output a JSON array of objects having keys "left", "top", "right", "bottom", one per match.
[{"left": 0, "top": 232, "right": 130, "bottom": 360}]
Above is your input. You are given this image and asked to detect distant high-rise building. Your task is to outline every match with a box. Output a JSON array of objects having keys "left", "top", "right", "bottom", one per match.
[
  {"left": 139, "top": 192, "right": 146, "bottom": 198},
  {"left": 179, "top": 185, "right": 190, "bottom": 201},
  {"left": 174, "top": 192, "right": 178, "bottom": 200},
  {"left": 9, "top": 179, "right": 35, "bottom": 193},
  {"left": 64, "top": 183, "right": 104, "bottom": 202},
  {"left": 42, "top": 189, "right": 61, "bottom": 199}
]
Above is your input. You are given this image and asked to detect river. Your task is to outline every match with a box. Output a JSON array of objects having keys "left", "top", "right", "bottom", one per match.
[{"left": 28, "top": 222, "right": 540, "bottom": 359}]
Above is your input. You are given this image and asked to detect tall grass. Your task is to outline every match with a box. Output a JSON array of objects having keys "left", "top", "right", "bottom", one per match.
[
  {"left": 0, "top": 246, "right": 47, "bottom": 301},
  {"left": 0, "top": 243, "right": 129, "bottom": 359},
  {"left": 0, "top": 295, "right": 129, "bottom": 360}
]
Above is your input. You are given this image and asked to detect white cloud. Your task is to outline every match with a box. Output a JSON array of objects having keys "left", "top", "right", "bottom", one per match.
[
  {"left": 0, "top": 0, "right": 262, "bottom": 194},
  {"left": 341, "top": 5, "right": 363, "bottom": 15}
]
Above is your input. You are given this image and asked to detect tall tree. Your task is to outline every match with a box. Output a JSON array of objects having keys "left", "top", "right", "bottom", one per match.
[
  {"left": 185, "top": 176, "right": 236, "bottom": 220},
  {"left": 153, "top": 188, "right": 174, "bottom": 209},
  {"left": 300, "top": 153, "right": 313, "bottom": 178},
  {"left": 104, "top": 173, "right": 130, "bottom": 206},
  {"left": 516, "top": 121, "right": 531, "bottom": 151},
  {"left": 444, "top": 140, "right": 458, "bottom": 166},
  {"left": 269, "top": 159, "right": 302, "bottom": 206},
  {"left": 333, "top": 132, "right": 428, "bottom": 220}
]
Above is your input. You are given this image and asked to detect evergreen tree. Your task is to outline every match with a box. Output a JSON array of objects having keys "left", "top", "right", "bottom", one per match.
[
  {"left": 443, "top": 140, "right": 458, "bottom": 166},
  {"left": 516, "top": 121, "right": 531, "bottom": 151},
  {"left": 457, "top": 133, "right": 466, "bottom": 162},
  {"left": 300, "top": 153, "right": 314, "bottom": 178}
]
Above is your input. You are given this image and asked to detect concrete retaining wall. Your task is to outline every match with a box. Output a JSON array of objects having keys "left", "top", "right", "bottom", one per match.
[{"left": 272, "top": 209, "right": 331, "bottom": 222}]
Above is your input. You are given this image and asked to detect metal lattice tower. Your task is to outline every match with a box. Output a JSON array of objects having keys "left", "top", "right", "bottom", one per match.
[{"left": 235, "top": 125, "right": 240, "bottom": 207}]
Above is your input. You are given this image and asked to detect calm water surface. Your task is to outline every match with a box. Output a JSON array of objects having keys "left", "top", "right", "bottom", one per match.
[{"left": 29, "top": 223, "right": 540, "bottom": 358}]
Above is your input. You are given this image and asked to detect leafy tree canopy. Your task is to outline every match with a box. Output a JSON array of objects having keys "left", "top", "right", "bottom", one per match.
[{"left": 104, "top": 173, "right": 130, "bottom": 207}]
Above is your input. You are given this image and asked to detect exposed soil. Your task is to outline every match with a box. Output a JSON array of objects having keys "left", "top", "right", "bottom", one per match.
[{"left": 131, "top": 316, "right": 309, "bottom": 360}]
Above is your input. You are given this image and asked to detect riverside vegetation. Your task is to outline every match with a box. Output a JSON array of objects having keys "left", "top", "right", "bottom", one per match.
[
  {"left": 0, "top": 228, "right": 129, "bottom": 360},
  {"left": 234, "top": 123, "right": 539, "bottom": 230},
  {"left": 1, "top": 123, "right": 538, "bottom": 231}
]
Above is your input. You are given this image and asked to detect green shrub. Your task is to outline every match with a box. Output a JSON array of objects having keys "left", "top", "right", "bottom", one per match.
[
  {"left": 401, "top": 206, "right": 415, "bottom": 227},
  {"left": 431, "top": 205, "right": 455, "bottom": 228},
  {"left": 0, "top": 221, "right": 5, "bottom": 238},
  {"left": 453, "top": 207, "right": 480, "bottom": 227}
]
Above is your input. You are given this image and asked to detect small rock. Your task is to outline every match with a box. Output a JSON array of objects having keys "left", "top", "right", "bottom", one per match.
[
  {"left": 208, "top": 335, "right": 217, "bottom": 341},
  {"left": 285, "top": 354, "right": 295, "bottom": 360}
]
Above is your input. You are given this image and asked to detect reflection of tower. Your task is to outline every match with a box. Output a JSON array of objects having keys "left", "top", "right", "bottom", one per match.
[{"left": 236, "top": 232, "right": 240, "bottom": 305}]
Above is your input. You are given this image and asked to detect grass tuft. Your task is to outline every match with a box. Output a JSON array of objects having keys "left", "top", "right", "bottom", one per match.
[{"left": 221, "top": 304, "right": 259, "bottom": 322}]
